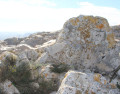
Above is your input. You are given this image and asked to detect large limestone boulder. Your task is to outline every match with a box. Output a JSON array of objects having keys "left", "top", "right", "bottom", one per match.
[
  {"left": 0, "top": 80, "right": 20, "bottom": 94},
  {"left": 57, "top": 71, "right": 119, "bottom": 94},
  {"left": 38, "top": 15, "right": 120, "bottom": 73}
]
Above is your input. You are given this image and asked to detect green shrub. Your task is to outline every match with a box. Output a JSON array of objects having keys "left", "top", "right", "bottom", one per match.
[
  {"left": 116, "top": 82, "right": 120, "bottom": 89},
  {"left": 0, "top": 52, "right": 18, "bottom": 82},
  {"left": 12, "top": 62, "right": 32, "bottom": 84},
  {"left": 50, "top": 63, "right": 70, "bottom": 73},
  {"left": 0, "top": 61, "right": 32, "bottom": 83},
  {"left": 14, "top": 76, "right": 58, "bottom": 94},
  {"left": 15, "top": 83, "right": 36, "bottom": 94},
  {"left": 3, "top": 53, "right": 18, "bottom": 66},
  {"left": 0, "top": 56, "right": 59, "bottom": 94},
  {"left": 0, "top": 88, "right": 5, "bottom": 94}
]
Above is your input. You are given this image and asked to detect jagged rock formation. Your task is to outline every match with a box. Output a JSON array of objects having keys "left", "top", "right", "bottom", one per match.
[
  {"left": 0, "top": 31, "right": 58, "bottom": 54},
  {"left": 39, "top": 15, "right": 120, "bottom": 73}
]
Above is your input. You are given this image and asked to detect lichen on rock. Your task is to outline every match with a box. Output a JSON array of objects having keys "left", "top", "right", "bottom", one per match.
[
  {"left": 38, "top": 15, "right": 119, "bottom": 73},
  {"left": 57, "top": 71, "right": 119, "bottom": 94}
]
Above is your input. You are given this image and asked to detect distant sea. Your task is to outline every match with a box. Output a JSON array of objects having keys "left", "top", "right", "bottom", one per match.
[{"left": 0, "top": 31, "right": 38, "bottom": 40}]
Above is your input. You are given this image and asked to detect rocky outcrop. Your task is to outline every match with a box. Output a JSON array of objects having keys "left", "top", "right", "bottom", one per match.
[
  {"left": 0, "top": 40, "right": 7, "bottom": 47},
  {"left": 57, "top": 71, "right": 119, "bottom": 94},
  {"left": 3, "top": 31, "right": 59, "bottom": 47},
  {"left": 0, "top": 44, "right": 35, "bottom": 55},
  {"left": 38, "top": 15, "right": 120, "bottom": 73},
  {"left": 0, "top": 15, "right": 120, "bottom": 94},
  {"left": 20, "top": 34, "right": 46, "bottom": 47},
  {"left": 20, "top": 31, "right": 59, "bottom": 47},
  {"left": 4, "top": 37, "right": 24, "bottom": 45}
]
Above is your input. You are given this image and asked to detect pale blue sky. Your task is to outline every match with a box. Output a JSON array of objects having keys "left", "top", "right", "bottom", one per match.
[
  {"left": 0, "top": 0, "right": 120, "bottom": 32},
  {"left": 46, "top": 0, "right": 120, "bottom": 9}
]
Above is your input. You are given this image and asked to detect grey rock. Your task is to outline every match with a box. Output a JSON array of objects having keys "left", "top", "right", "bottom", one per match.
[
  {"left": 57, "top": 71, "right": 119, "bottom": 94},
  {"left": 37, "top": 15, "right": 120, "bottom": 73},
  {"left": 0, "top": 80, "right": 20, "bottom": 94},
  {"left": 20, "top": 31, "right": 59, "bottom": 47},
  {"left": 4, "top": 37, "right": 24, "bottom": 45},
  {"left": 111, "top": 25, "right": 120, "bottom": 40}
]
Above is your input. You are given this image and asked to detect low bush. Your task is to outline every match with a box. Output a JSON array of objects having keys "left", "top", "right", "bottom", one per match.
[
  {"left": 0, "top": 53, "right": 59, "bottom": 94},
  {"left": 50, "top": 63, "right": 70, "bottom": 73}
]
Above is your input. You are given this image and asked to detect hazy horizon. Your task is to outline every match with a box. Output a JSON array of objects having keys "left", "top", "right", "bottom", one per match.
[{"left": 0, "top": 0, "right": 120, "bottom": 33}]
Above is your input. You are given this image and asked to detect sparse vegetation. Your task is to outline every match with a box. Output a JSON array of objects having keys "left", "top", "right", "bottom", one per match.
[
  {"left": 0, "top": 53, "right": 58, "bottom": 94},
  {"left": 0, "top": 88, "right": 5, "bottom": 94},
  {"left": 13, "top": 75, "right": 58, "bottom": 94},
  {"left": 116, "top": 82, "right": 120, "bottom": 89},
  {"left": 50, "top": 63, "right": 70, "bottom": 73},
  {"left": 3, "top": 53, "right": 18, "bottom": 65},
  {"left": 0, "top": 53, "right": 18, "bottom": 82}
]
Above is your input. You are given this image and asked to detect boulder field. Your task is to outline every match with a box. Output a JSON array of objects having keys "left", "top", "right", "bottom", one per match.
[{"left": 0, "top": 15, "right": 120, "bottom": 94}]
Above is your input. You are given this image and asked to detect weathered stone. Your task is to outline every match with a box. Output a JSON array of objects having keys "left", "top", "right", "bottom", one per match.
[
  {"left": 0, "top": 80, "right": 20, "bottom": 94},
  {"left": 38, "top": 15, "right": 120, "bottom": 73},
  {"left": 4, "top": 37, "right": 24, "bottom": 45},
  {"left": 14, "top": 44, "right": 35, "bottom": 54},
  {"left": 40, "top": 64, "right": 59, "bottom": 81},
  {"left": 35, "top": 52, "right": 48, "bottom": 64},
  {"left": 18, "top": 49, "right": 39, "bottom": 62},
  {"left": 20, "top": 35, "right": 46, "bottom": 47},
  {"left": 0, "top": 40, "right": 7, "bottom": 47},
  {"left": 57, "top": 71, "right": 119, "bottom": 94},
  {"left": 35, "top": 39, "right": 56, "bottom": 57},
  {"left": 0, "top": 15, "right": 120, "bottom": 94},
  {"left": 20, "top": 31, "right": 59, "bottom": 47},
  {"left": 0, "top": 44, "right": 35, "bottom": 55},
  {"left": 50, "top": 91, "right": 57, "bottom": 94},
  {"left": 111, "top": 25, "right": 120, "bottom": 40},
  {"left": 117, "top": 70, "right": 120, "bottom": 78}
]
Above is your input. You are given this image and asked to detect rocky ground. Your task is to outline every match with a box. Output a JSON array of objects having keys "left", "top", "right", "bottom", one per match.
[{"left": 0, "top": 15, "right": 120, "bottom": 94}]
